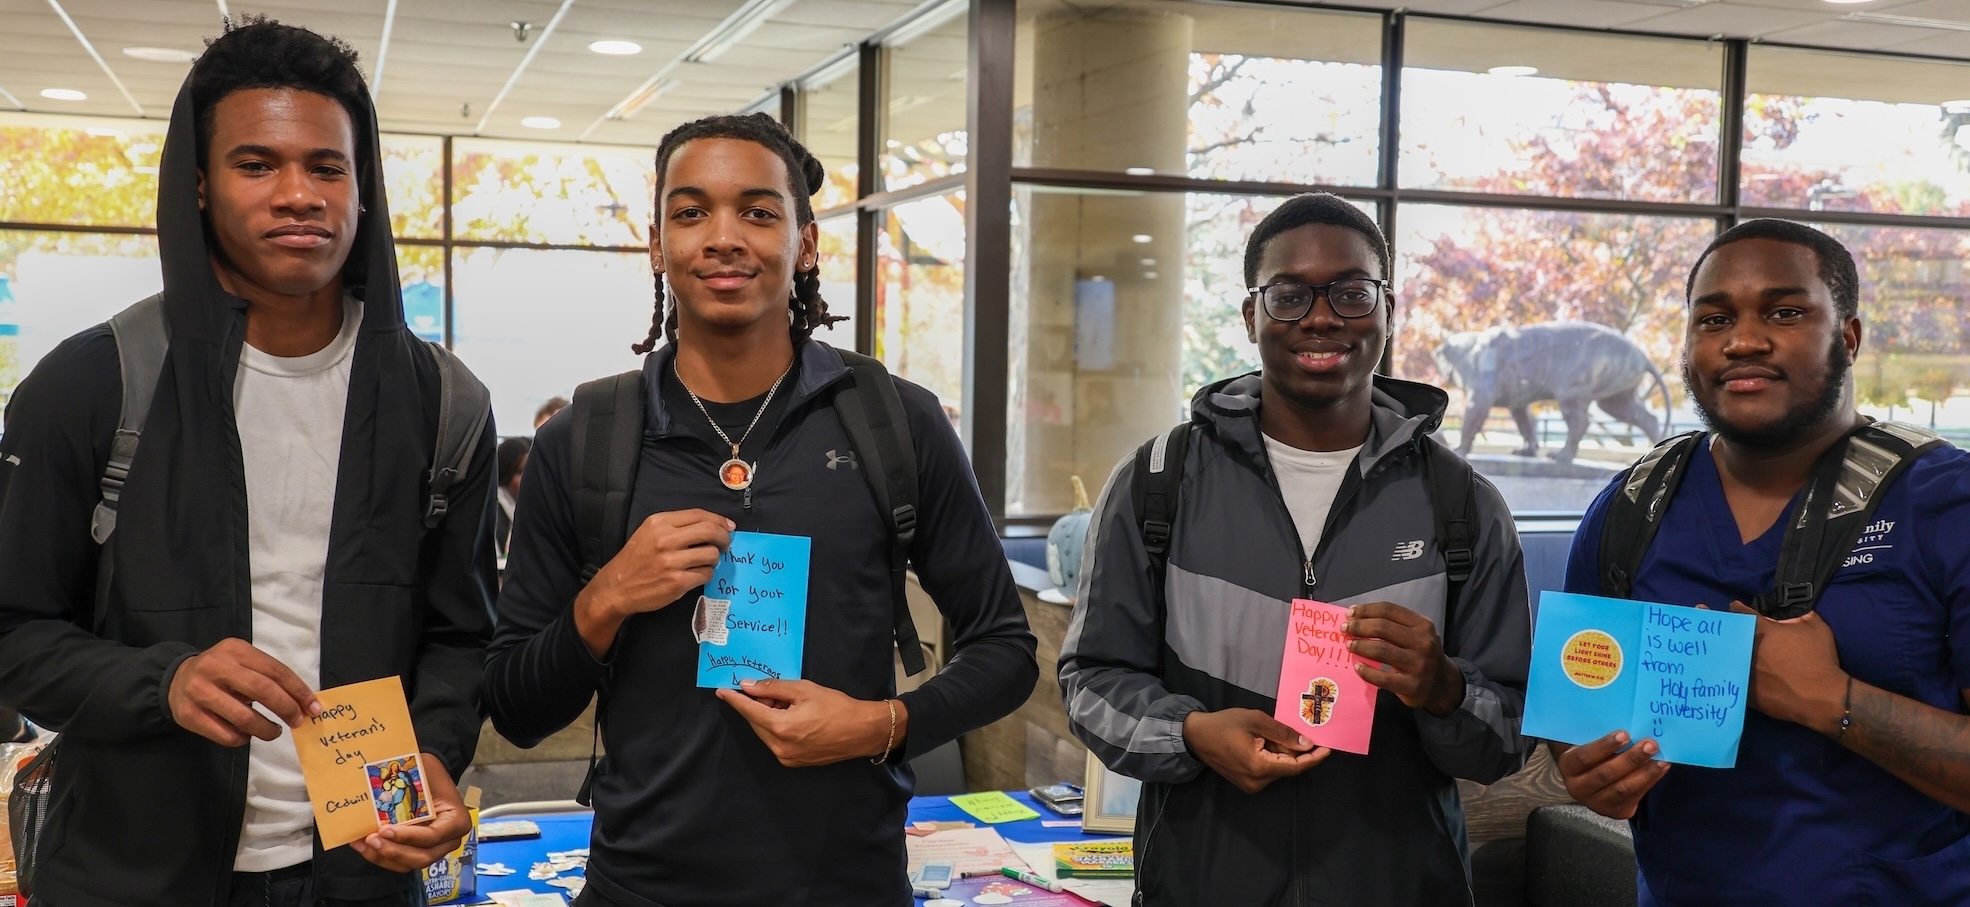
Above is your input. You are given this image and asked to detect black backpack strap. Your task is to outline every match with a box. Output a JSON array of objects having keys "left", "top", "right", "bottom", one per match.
[
  {"left": 1421, "top": 437, "right": 1477, "bottom": 603},
  {"left": 1131, "top": 423, "right": 1192, "bottom": 596},
  {"left": 1754, "top": 421, "right": 1949, "bottom": 619},
  {"left": 422, "top": 342, "right": 492, "bottom": 529},
  {"left": 831, "top": 350, "right": 926, "bottom": 677},
  {"left": 1599, "top": 431, "right": 1703, "bottom": 599},
  {"left": 567, "top": 369, "right": 643, "bottom": 807},
  {"left": 570, "top": 370, "right": 646, "bottom": 585},
  {"left": 91, "top": 294, "right": 168, "bottom": 546}
]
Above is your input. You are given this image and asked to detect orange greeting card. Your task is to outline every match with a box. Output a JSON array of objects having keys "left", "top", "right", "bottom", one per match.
[{"left": 292, "top": 676, "right": 435, "bottom": 849}]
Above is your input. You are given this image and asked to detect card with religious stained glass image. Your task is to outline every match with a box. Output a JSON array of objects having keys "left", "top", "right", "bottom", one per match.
[{"left": 1273, "top": 599, "right": 1378, "bottom": 755}]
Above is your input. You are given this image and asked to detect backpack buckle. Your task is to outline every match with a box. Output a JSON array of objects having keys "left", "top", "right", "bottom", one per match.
[
  {"left": 424, "top": 494, "right": 449, "bottom": 528},
  {"left": 1142, "top": 519, "right": 1172, "bottom": 554},
  {"left": 1444, "top": 546, "right": 1474, "bottom": 581},
  {"left": 1779, "top": 582, "right": 1815, "bottom": 608},
  {"left": 892, "top": 504, "right": 918, "bottom": 546}
]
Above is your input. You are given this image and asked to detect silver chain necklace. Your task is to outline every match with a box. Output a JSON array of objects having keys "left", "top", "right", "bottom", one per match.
[{"left": 676, "top": 359, "right": 793, "bottom": 491}]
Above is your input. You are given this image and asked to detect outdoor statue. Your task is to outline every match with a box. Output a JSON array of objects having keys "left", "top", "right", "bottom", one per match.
[{"left": 1433, "top": 321, "right": 1670, "bottom": 464}]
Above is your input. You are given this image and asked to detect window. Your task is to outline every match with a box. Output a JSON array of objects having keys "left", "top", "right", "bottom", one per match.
[
  {"left": 1819, "top": 224, "right": 1970, "bottom": 436},
  {"left": 1743, "top": 48, "right": 1970, "bottom": 216},
  {"left": 451, "top": 138, "right": 653, "bottom": 246},
  {"left": 883, "top": 8, "right": 969, "bottom": 191},
  {"left": 1396, "top": 204, "right": 1716, "bottom": 512},
  {"left": 1400, "top": 20, "right": 1725, "bottom": 204},
  {"left": 1005, "top": 187, "right": 1381, "bottom": 516},
  {"left": 0, "top": 230, "right": 161, "bottom": 419},
  {"left": 815, "top": 215, "right": 858, "bottom": 349},
  {"left": 0, "top": 114, "right": 162, "bottom": 229},
  {"left": 802, "top": 61, "right": 861, "bottom": 212},
  {"left": 1013, "top": 0, "right": 1382, "bottom": 186},
  {"left": 381, "top": 135, "right": 445, "bottom": 240},
  {"left": 875, "top": 193, "right": 967, "bottom": 412},
  {"left": 449, "top": 248, "right": 654, "bottom": 435}
]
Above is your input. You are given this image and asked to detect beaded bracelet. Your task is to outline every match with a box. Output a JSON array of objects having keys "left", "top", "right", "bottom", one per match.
[
  {"left": 1837, "top": 676, "right": 1855, "bottom": 740},
  {"left": 872, "top": 698, "right": 898, "bottom": 765}
]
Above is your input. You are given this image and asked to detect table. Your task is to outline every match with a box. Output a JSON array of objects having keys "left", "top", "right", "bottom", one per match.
[{"left": 467, "top": 791, "right": 1109, "bottom": 903}]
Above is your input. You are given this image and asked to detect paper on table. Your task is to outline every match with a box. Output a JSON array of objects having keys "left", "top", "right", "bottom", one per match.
[
  {"left": 1522, "top": 591, "right": 1755, "bottom": 767},
  {"left": 696, "top": 532, "right": 812, "bottom": 689},
  {"left": 1273, "top": 599, "right": 1377, "bottom": 755},
  {"left": 291, "top": 676, "right": 433, "bottom": 849},
  {"left": 1060, "top": 879, "right": 1138, "bottom": 907},
  {"left": 949, "top": 790, "right": 1041, "bottom": 824},
  {"left": 905, "top": 827, "right": 1031, "bottom": 877},
  {"left": 484, "top": 891, "right": 567, "bottom": 906}
]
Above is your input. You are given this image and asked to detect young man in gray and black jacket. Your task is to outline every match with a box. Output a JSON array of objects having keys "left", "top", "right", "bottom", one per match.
[{"left": 1060, "top": 193, "right": 1531, "bottom": 906}]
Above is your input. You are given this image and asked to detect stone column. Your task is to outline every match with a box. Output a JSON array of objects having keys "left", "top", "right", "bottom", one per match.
[{"left": 1010, "top": 9, "right": 1193, "bottom": 515}]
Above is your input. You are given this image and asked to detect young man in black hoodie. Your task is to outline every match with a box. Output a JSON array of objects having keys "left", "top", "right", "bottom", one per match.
[
  {"left": 485, "top": 114, "right": 1038, "bottom": 907},
  {"left": 0, "top": 19, "right": 494, "bottom": 906}
]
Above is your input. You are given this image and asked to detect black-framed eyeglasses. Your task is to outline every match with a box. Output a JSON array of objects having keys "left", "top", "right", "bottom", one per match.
[{"left": 1248, "top": 279, "right": 1389, "bottom": 322}]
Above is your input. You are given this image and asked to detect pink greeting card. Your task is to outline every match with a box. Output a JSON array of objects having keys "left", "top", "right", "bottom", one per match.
[{"left": 1273, "top": 599, "right": 1377, "bottom": 755}]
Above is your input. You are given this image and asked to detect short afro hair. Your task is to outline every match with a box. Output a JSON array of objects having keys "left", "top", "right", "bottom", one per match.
[
  {"left": 189, "top": 16, "right": 369, "bottom": 173},
  {"left": 1244, "top": 193, "right": 1390, "bottom": 288},
  {"left": 1686, "top": 219, "right": 1859, "bottom": 321}
]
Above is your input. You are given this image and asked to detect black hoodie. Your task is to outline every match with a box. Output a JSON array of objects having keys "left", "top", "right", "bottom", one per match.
[{"left": 0, "top": 70, "right": 496, "bottom": 906}]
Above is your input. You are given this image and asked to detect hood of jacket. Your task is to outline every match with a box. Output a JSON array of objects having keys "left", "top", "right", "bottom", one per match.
[{"left": 1189, "top": 370, "right": 1451, "bottom": 472}]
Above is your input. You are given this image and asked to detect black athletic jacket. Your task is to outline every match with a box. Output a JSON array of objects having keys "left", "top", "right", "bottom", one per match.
[
  {"left": 0, "top": 78, "right": 496, "bottom": 906},
  {"left": 485, "top": 340, "right": 1038, "bottom": 907}
]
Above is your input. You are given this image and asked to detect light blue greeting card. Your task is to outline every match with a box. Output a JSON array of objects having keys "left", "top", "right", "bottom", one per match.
[
  {"left": 694, "top": 531, "right": 812, "bottom": 689},
  {"left": 1522, "top": 591, "right": 1756, "bottom": 768}
]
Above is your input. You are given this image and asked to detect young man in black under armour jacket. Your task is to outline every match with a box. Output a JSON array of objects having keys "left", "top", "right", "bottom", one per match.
[
  {"left": 1060, "top": 193, "right": 1531, "bottom": 906},
  {"left": 483, "top": 114, "right": 1036, "bottom": 907}
]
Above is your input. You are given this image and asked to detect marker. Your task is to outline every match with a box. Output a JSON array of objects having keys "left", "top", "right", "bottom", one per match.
[{"left": 1000, "top": 866, "right": 1063, "bottom": 893}]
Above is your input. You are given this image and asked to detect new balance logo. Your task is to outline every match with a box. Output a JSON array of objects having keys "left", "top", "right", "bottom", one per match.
[
  {"left": 1391, "top": 540, "right": 1426, "bottom": 561},
  {"left": 825, "top": 450, "right": 859, "bottom": 470}
]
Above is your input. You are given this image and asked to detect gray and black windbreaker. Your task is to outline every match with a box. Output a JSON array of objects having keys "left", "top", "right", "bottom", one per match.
[{"left": 1059, "top": 372, "right": 1531, "bottom": 907}]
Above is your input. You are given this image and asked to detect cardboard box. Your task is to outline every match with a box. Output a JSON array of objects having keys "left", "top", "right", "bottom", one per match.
[{"left": 421, "top": 787, "right": 480, "bottom": 904}]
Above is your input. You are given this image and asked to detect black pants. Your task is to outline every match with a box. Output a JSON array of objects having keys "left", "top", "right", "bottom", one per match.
[{"left": 225, "top": 862, "right": 424, "bottom": 907}]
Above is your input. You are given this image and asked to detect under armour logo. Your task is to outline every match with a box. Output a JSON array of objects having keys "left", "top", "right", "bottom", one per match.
[
  {"left": 825, "top": 450, "right": 859, "bottom": 470},
  {"left": 1391, "top": 540, "right": 1426, "bottom": 561}
]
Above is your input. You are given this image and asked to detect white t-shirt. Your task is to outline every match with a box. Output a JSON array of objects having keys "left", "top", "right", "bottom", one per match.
[
  {"left": 231, "top": 297, "right": 361, "bottom": 871},
  {"left": 1262, "top": 433, "right": 1362, "bottom": 561}
]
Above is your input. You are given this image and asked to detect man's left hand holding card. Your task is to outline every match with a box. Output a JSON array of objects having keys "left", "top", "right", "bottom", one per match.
[{"left": 292, "top": 676, "right": 471, "bottom": 870}]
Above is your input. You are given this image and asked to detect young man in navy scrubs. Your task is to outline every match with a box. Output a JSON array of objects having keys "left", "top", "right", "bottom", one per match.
[{"left": 1554, "top": 219, "right": 1970, "bottom": 906}]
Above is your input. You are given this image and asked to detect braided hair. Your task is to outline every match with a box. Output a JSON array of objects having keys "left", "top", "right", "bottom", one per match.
[{"left": 632, "top": 113, "right": 846, "bottom": 354}]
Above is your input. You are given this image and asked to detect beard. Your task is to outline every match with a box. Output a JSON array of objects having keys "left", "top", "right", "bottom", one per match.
[{"left": 1685, "top": 333, "right": 1851, "bottom": 451}]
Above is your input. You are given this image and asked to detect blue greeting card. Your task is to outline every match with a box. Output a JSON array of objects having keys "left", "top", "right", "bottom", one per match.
[
  {"left": 694, "top": 531, "right": 812, "bottom": 689},
  {"left": 1522, "top": 591, "right": 1756, "bottom": 768}
]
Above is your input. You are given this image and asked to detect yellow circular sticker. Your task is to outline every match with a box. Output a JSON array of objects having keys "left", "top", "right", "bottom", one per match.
[{"left": 1559, "top": 629, "right": 1624, "bottom": 689}]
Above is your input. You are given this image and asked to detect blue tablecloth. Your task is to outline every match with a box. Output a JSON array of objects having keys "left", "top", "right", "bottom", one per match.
[
  {"left": 905, "top": 790, "right": 1102, "bottom": 844},
  {"left": 467, "top": 791, "right": 1101, "bottom": 902}
]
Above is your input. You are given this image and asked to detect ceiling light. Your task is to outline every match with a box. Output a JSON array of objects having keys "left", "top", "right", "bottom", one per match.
[
  {"left": 589, "top": 40, "right": 642, "bottom": 55},
  {"left": 1132, "top": 234, "right": 1153, "bottom": 243},
  {"left": 1824, "top": 0, "right": 1881, "bottom": 4},
  {"left": 1140, "top": 258, "right": 1157, "bottom": 266},
  {"left": 605, "top": 78, "right": 679, "bottom": 121},
  {"left": 1124, "top": 167, "right": 1155, "bottom": 176},
  {"left": 884, "top": 0, "right": 965, "bottom": 47},
  {"left": 521, "top": 116, "right": 561, "bottom": 129},
  {"left": 1844, "top": 12, "right": 1970, "bottom": 31},
  {"left": 1488, "top": 65, "right": 1538, "bottom": 77},
  {"left": 1144, "top": 271, "right": 1159, "bottom": 279},
  {"left": 40, "top": 88, "right": 87, "bottom": 101},
  {"left": 687, "top": 0, "right": 799, "bottom": 63},
  {"left": 1943, "top": 99, "right": 1970, "bottom": 112},
  {"left": 121, "top": 46, "right": 199, "bottom": 63}
]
